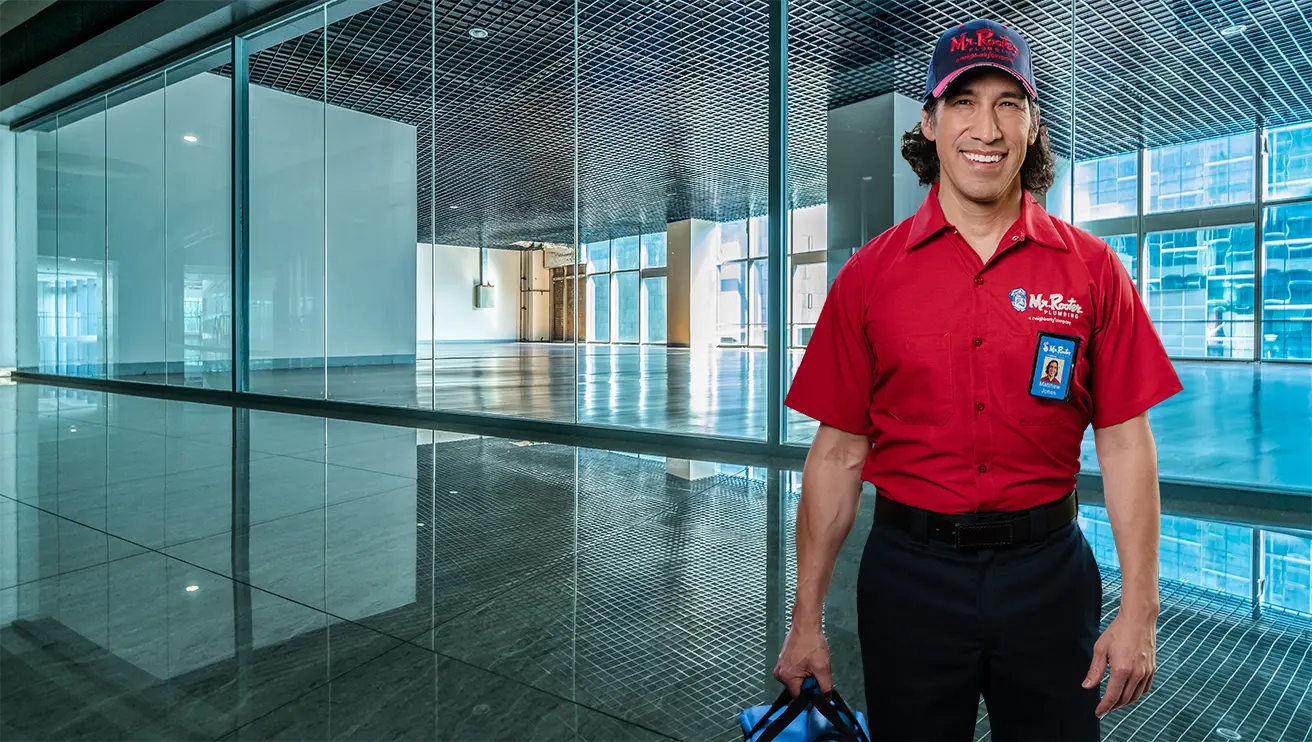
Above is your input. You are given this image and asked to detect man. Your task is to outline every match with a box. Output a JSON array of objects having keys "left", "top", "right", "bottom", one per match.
[
  {"left": 1043, "top": 359, "right": 1062, "bottom": 384},
  {"left": 774, "top": 19, "right": 1182, "bottom": 742}
]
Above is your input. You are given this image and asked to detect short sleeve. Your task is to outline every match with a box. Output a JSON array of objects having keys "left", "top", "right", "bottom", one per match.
[
  {"left": 784, "top": 260, "right": 875, "bottom": 435},
  {"left": 1087, "top": 248, "right": 1183, "bottom": 429}
]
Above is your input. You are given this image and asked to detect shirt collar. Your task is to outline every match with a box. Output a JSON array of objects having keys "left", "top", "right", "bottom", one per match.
[{"left": 905, "top": 183, "right": 1069, "bottom": 252}]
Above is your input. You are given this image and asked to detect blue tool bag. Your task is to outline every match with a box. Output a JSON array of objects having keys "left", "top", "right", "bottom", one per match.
[{"left": 739, "top": 678, "right": 870, "bottom": 742}]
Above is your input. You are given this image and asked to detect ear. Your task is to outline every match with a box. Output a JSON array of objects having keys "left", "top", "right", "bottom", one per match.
[
  {"left": 1029, "top": 104, "right": 1041, "bottom": 145},
  {"left": 921, "top": 106, "right": 937, "bottom": 142}
]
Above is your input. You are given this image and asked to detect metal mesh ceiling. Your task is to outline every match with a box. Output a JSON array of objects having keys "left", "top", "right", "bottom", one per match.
[{"left": 240, "top": 0, "right": 1312, "bottom": 248}]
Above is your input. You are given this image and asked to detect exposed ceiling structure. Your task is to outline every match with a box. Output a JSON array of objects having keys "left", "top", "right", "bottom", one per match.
[{"left": 240, "top": 0, "right": 1312, "bottom": 248}]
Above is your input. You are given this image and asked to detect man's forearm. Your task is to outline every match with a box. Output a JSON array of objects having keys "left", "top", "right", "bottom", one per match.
[
  {"left": 1095, "top": 415, "right": 1162, "bottom": 619},
  {"left": 793, "top": 429, "right": 867, "bottom": 630}
]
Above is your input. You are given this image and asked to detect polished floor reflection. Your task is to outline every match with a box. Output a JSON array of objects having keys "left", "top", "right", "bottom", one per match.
[
  {"left": 1, "top": 382, "right": 1309, "bottom": 741},
  {"left": 130, "top": 343, "right": 1312, "bottom": 491}
]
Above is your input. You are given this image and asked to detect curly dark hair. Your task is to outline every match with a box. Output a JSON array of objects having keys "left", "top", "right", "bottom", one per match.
[{"left": 900, "top": 100, "right": 1055, "bottom": 194}]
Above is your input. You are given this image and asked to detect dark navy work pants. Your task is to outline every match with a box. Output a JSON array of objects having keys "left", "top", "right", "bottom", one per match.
[{"left": 857, "top": 511, "right": 1103, "bottom": 741}]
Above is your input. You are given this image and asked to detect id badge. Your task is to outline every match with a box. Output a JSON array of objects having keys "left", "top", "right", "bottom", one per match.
[{"left": 1028, "top": 332, "right": 1080, "bottom": 402}]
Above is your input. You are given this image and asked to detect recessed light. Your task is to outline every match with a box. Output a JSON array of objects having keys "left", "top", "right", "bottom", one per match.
[
  {"left": 448, "top": 204, "right": 459, "bottom": 209},
  {"left": 469, "top": 28, "right": 489, "bottom": 39},
  {"left": 1220, "top": 24, "right": 1247, "bottom": 36},
  {"left": 183, "top": 134, "right": 199, "bottom": 143},
  {"left": 417, "top": 522, "right": 426, "bottom": 527},
  {"left": 69, "top": 257, "right": 76, "bottom": 262},
  {"left": 449, "top": 490, "right": 458, "bottom": 495},
  {"left": 185, "top": 585, "right": 200, "bottom": 593}
]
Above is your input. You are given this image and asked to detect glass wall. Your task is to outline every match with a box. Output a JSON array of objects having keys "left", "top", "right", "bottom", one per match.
[
  {"left": 8, "top": 0, "right": 1310, "bottom": 459},
  {"left": 19, "top": 47, "right": 233, "bottom": 388}
]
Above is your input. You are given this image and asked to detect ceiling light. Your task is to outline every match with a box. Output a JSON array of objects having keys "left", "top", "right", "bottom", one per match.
[
  {"left": 185, "top": 585, "right": 200, "bottom": 592},
  {"left": 1220, "top": 24, "right": 1247, "bottom": 36},
  {"left": 417, "top": 522, "right": 426, "bottom": 527},
  {"left": 183, "top": 134, "right": 199, "bottom": 143},
  {"left": 469, "top": 28, "right": 489, "bottom": 40},
  {"left": 69, "top": 257, "right": 77, "bottom": 262},
  {"left": 449, "top": 204, "right": 459, "bottom": 209}
]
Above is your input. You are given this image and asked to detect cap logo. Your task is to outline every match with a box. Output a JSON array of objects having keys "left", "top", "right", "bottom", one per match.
[{"left": 948, "top": 28, "right": 1020, "bottom": 60}]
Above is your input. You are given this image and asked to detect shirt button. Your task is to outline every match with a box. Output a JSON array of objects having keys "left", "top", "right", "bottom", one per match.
[
  {"left": 975, "top": 402, "right": 986, "bottom": 412},
  {"left": 977, "top": 464, "right": 988, "bottom": 474},
  {"left": 974, "top": 276, "right": 985, "bottom": 285},
  {"left": 1011, "top": 235, "right": 1021, "bottom": 242},
  {"left": 972, "top": 337, "right": 983, "bottom": 347}
]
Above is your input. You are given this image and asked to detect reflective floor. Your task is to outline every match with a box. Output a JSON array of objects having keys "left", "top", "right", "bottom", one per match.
[
  {"left": 1, "top": 382, "right": 1310, "bottom": 741},
  {"left": 122, "top": 343, "right": 1312, "bottom": 492}
]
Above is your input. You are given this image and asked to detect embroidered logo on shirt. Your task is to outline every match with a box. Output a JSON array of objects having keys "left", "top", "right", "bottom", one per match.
[
  {"left": 1008, "top": 289, "right": 1085, "bottom": 326},
  {"left": 1009, "top": 287, "right": 1027, "bottom": 312}
]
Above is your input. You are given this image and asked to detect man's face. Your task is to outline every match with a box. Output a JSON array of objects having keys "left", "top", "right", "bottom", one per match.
[{"left": 922, "top": 69, "right": 1037, "bottom": 203}]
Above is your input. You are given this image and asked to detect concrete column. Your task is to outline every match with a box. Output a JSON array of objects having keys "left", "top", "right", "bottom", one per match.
[
  {"left": 665, "top": 218, "right": 719, "bottom": 351},
  {"left": 826, "top": 92, "right": 930, "bottom": 286}
]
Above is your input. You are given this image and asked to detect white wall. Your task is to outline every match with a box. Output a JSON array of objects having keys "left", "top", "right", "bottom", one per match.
[{"left": 417, "top": 244, "right": 521, "bottom": 342}]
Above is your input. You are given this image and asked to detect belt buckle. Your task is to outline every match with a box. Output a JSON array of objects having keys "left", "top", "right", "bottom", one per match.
[{"left": 953, "top": 521, "right": 1016, "bottom": 549}]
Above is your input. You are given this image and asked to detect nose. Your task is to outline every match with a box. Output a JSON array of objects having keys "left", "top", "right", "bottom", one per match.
[{"left": 967, "top": 105, "right": 1003, "bottom": 144}]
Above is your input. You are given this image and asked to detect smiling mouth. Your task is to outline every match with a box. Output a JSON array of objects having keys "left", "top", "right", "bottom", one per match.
[{"left": 962, "top": 152, "right": 1006, "bottom": 164}]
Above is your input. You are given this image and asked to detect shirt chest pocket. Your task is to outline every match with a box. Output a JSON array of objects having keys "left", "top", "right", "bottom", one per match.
[
  {"left": 874, "top": 332, "right": 955, "bottom": 426},
  {"left": 996, "top": 332, "right": 1072, "bottom": 426}
]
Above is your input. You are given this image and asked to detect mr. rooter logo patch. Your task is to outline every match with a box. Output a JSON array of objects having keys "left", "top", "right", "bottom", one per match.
[{"left": 949, "top": 28, "right": 1020, "bottom": 59}]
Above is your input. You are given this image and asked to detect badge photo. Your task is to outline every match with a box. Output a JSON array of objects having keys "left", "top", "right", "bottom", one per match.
[{"left": 1028, "top": 332, "right": 1081, "bottom": 402}]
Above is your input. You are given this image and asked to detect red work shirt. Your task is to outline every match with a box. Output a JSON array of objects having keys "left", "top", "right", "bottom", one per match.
[{"left": 786, "top": 185, "right": 1183, "bottom": 514}]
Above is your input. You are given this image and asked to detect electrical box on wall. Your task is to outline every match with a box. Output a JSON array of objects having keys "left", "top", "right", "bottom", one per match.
[{"left": 475, "top": 284, "right": 495, "bottom": 308}]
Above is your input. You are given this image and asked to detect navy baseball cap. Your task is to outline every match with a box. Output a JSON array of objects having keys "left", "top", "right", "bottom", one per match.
[{"left": 924, "top": 20, "right": 1037, "bottom": 101}]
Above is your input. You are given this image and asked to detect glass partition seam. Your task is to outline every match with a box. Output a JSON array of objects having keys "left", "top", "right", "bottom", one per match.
[
  {"left": 1254, "top": 128, "right": 1265, "bottom": 361},
  {"left": 766, "top": 0, "right": 788, "bottom": 446},
  {"left": 233, "top": 36, "right": 251, "bottom": 392},
  {"left": 573, "top": 0, "right": 580, "bottom": 426},
  {"left": 322, "top": 5, "right": 329, "bottom": 400}
]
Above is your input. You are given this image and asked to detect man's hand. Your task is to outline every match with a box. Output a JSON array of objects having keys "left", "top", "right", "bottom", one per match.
[
  {"left": 774, "top": 623, "right": 833, "bottom": 698},
  {"left": 1083, "top": 611, "right": 1157, "bottom": 717}
]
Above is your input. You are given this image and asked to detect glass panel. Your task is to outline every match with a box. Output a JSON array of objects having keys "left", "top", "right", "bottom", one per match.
[
  {"left": 641, "top": 230, "right": 667, "bottom": 268},
  {"left": 612, "top": 235, "right": 639, "bottom": 271},
  {"left": 53, "top": 99, "right": 108, "bottom": 379},
  {"left": 720, "top": 219, "right": 748, "bottom": 262},
  {"left": 790, "top": 263, "right": 826, "bottom": 347},
  {"left": 106, "top": 76, "right": 166, "bottom": 384},
  {"left": 1145, "top": 132, "right": 1254, "bottom": 214},
  {"left": 247, "top": 12, "right": 327, "bottom": 398},
  {"left": 749, "top": 214, "right": 768, "bottom": 258},
  {"left": 749, "top": 259, "right": 768, "bottom": 346},
  {"left": 717, "top": 261, "right": 747, "bottom": 346},
  {"left": 612, "top": 272, "right": 639, "bottom": 343},
  {"left": 1074, "top": 153, "right": 1136, "bottom": 221},
  {"left": 588, "top": 274, "right": 610, "bottom": 343},
  {"left": 1264, "top": 532, "right": 1312, "bottom": 615},
  {"left": 1146, "top": 225, "right": 1255, "bottom": 360},
  {"left": 325, "top": 2, "right": 430, "bottom": 407},
  {"left": 1099, "top": 235, "right": 1139, "bottom": 289},
  {"left": 642, "top": 276, "right": 666, "bottom": 344},
  {"left": 585, "top": 241, "right": 610, "bottom": 273},
  {"left": 790, "top": 204, "right": 826, "bottom": 253},
  {"left": 1261, "top": 202, "right": 1312, "bottom": 361},
  {"left": 166, "top": 49, "right": 233, "bottom": 389},
  {"left": 1266, "top": 120, "right": 1312, "bottom": 202}
]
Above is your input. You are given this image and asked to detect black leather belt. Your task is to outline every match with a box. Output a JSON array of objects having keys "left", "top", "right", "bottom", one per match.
[{"left": 874, "top": 490, "right": 1078, "bottom": 550}]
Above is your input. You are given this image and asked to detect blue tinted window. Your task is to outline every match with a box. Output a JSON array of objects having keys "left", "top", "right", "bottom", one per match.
[
  {"left": 1261, "top": 201, "right": 1312, "bottom": 361},
  {"left": 1266, "top": 121, "right": 1312, "bottom": 201},
  {"left": 1147, "top": 132, "right": 1254, "bottom": 213},
  {"left": 1076, "top": 153, "right": 1137, "bottom": 221},
  {"left": 1146, "top": 224, "right": 1255, "bottom": 359}
]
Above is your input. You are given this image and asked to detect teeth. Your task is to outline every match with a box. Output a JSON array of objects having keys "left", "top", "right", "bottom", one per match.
[{"left": 964, "top": 153, "right": 1003, "bottom": 163}]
